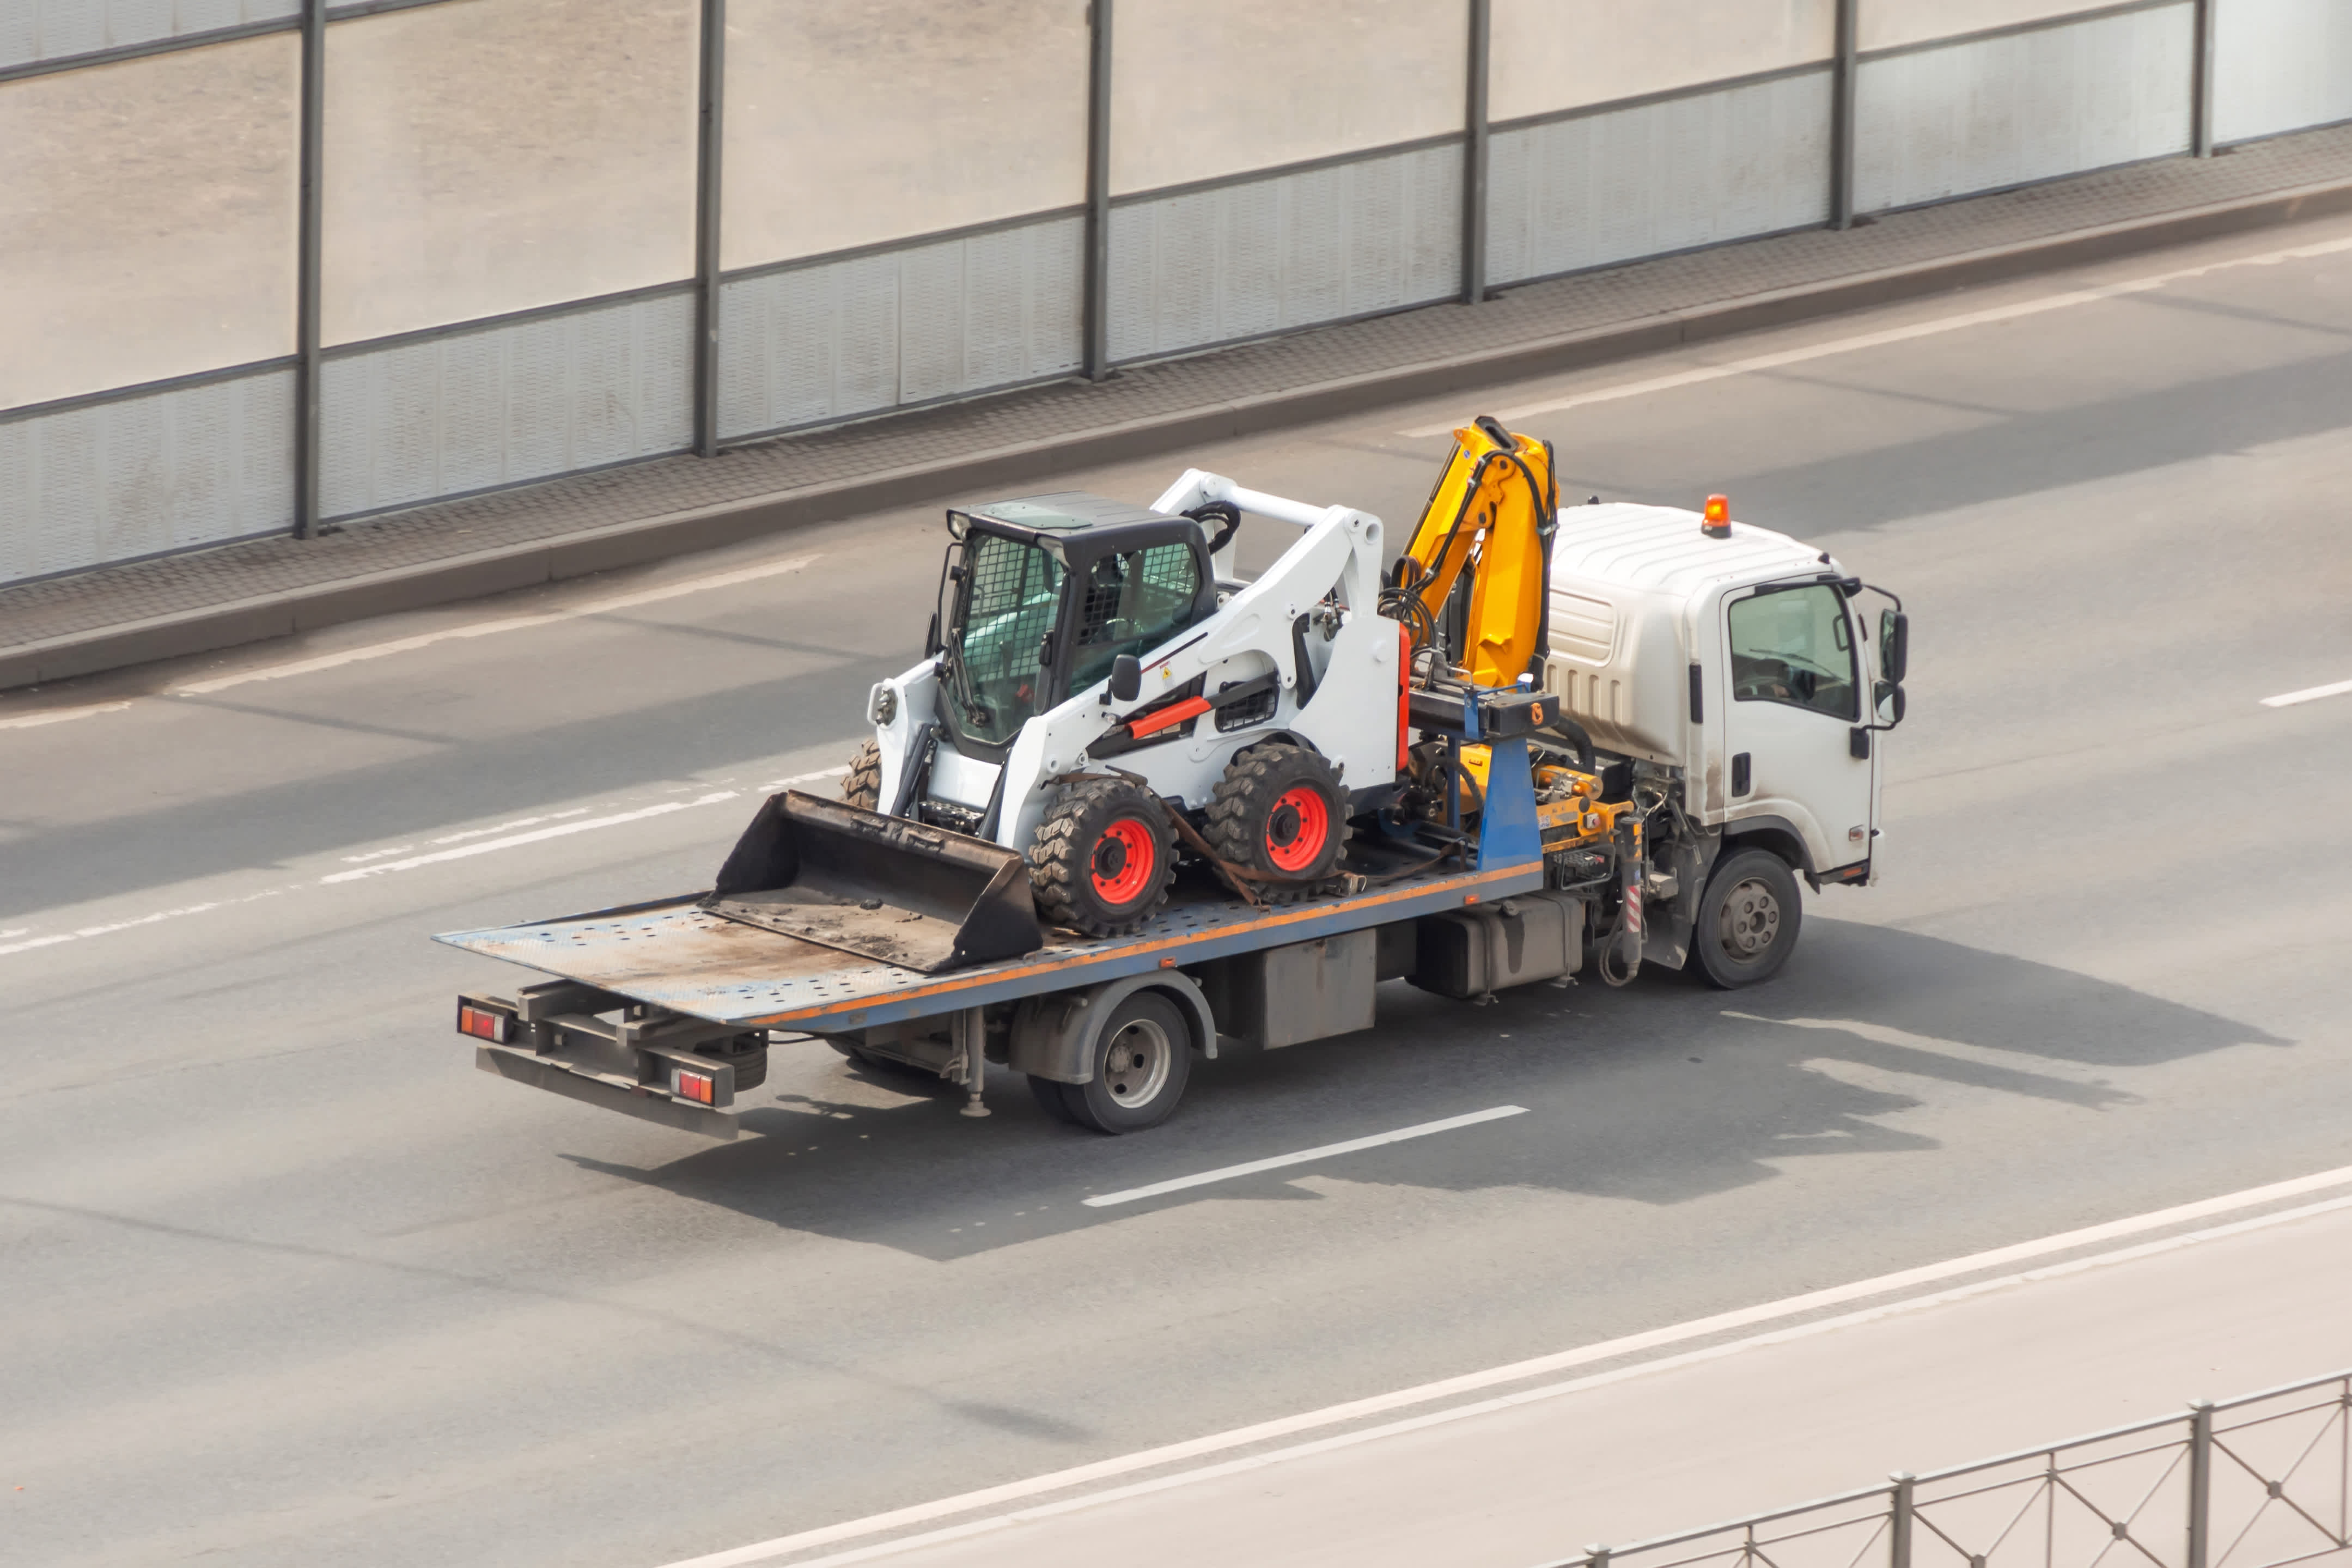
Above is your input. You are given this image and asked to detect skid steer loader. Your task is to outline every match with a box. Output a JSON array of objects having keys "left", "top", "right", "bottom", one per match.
[{"left": 702, "top": 421, "right": 1575, "bottom": 971}]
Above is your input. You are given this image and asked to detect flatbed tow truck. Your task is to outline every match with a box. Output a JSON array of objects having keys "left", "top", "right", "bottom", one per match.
[{"left": 442, "top": 426, "right": 1910, "bottom": 1137}]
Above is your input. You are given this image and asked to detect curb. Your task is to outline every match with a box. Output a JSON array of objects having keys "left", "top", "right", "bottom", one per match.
[{"left": 8, "top": 172, "right": 2352, "bottom": 694}]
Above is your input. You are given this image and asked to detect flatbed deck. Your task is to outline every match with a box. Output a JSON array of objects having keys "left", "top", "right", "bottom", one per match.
[{"left": 435, "top": 854, "right": 1545, "bottom": 1035}]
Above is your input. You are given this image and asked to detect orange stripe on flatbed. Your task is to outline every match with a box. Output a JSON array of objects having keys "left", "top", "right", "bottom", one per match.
[{"left": 744, "top": 861, "right": 1543, "bottom": 1028}]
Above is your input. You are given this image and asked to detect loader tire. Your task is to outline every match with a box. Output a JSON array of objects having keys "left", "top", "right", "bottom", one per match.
[
  {"left": 842, "top": 739, "right": 883, "bottom": 811},
  {"left": 1027, "top": 779, "right": 1177, "bottom": 938},
  {"left": 1203, "top": 743, "right": 1348, "bottom": 900}
]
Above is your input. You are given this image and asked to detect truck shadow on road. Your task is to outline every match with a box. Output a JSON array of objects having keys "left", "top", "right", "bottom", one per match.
[{"left": 563, "top": 915, "right": 2289, "bottom": 1261}]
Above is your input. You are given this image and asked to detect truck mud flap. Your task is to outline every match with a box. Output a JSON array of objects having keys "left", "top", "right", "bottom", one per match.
[{"left": 700, "top": 790, "right": 1043, "bottom": 974}]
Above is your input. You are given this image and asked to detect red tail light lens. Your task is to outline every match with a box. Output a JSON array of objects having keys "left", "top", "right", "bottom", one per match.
[
  {"left": 456, "top": 1002, "right": 514, "bottom": 1044},
  {"left": 674, "top": 1067, "right": 715, "bottom": 1105}
]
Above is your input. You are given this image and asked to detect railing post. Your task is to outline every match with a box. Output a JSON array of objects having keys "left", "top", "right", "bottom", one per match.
[
  {"left": 2188, "top": 1401, "right": 2214, "bottom": 1568},
  {"left": 691, "top": 0, "right": 726, "bottom": 457},
  {"left": 1461, "top": 0, "right": 1490, "bottom": 305},
  {"left": 1891, "top": 1472, "right": 1915, "bottom": 1568},
  {"left": 1082, "top": 0, "right": 1114, "bottom": 381},
  {"left": 2190, "top": 0, "right": 2217, "bottom": 157},
  {"left": 1829, "top": 0, "right": 1859, "bottom": 229},
  {"left": 1586, "top": 1545, "right": 1611, "bottom": 1568},
  {"left": 293, "top": 0, "right": 326, "bottom": 538}
]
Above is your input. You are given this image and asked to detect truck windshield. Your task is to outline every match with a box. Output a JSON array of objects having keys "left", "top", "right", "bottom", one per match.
[{"left": 942, "top": 531, "right": 1065, "bottom": 748}]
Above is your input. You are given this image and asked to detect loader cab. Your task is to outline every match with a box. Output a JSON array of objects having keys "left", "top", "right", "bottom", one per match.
[{"left": 933, "top": 492, "right": 1217, "bottom": 760}]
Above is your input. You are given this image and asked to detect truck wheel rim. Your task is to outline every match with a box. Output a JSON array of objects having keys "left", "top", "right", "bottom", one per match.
[
  {"left": 1719, "top": 878, "right": 1781, "bottom": 959},
  {"left": 1264, "top": 786, "right": 1330, "bottom": 872},
  {"left": 1101, "top": 1017, "right": 1172, "bottom": 1105},
  {"left": 1092, "top": 818, "right": 1157, "bottom": 905}
]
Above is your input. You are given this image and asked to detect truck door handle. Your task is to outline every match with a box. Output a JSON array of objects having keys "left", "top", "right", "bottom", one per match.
[{"left": 1731, "top": 752, "right": 1751, "bottom": 796}]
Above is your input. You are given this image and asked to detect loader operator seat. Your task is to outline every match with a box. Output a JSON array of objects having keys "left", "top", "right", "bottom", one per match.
[{"left": 1069, "top": 542, "right": 1205, "bottom": 695}]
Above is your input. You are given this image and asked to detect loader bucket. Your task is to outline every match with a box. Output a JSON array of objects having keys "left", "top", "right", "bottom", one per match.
[{"left": 699, "top": 791, "right": 1042, "bottom": 973}]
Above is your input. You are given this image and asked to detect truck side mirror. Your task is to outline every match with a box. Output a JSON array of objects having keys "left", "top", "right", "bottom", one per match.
[
  {"left": 1875, "top": 680, "right": 1908, "bottom": 727},
  {"left": 1880, "top": 611, "right": 1909, "bottom": 685},
  {"left": 1110, "top": 654, "right": 1142, "bottom": 703}
]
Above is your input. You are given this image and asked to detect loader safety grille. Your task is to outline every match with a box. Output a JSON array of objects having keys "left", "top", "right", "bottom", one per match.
[{"left": 947, "top": 533, "right": 1065, "bottom": 746}]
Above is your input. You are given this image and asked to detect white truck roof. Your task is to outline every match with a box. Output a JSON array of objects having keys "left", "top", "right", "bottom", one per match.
[
  {"left": 1548, "top": 502, "right": 1841, "bottom": 597},
  {"left": 1541, "top": 502, "right": 1847, "bottom": 770}
]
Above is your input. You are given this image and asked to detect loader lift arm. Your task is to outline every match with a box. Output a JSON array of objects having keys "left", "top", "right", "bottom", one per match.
[{"left": 1391, "top": 414, "right": 1558, "bottom": 688}]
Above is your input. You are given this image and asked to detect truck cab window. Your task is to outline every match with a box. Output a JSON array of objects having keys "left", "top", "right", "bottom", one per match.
[
  {"left": 1069, "top": 542, "right": 1203, "bottom": 693},
  {"left": 1728, "top": 585, "right": 1857, "bottom": 720}
]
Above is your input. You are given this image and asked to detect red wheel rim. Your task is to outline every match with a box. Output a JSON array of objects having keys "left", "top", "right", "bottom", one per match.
[
  {"left": 1090, "top": 817, "right": 1157, "bottom": 905},
  {"left": 1264, "top": 785, "right": 1330, "bottom": 873}
]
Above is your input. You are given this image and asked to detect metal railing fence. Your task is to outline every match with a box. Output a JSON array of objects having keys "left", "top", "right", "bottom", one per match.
[{"left": 1540, "top": 1371, "right": 2352, "bottom": 1568}]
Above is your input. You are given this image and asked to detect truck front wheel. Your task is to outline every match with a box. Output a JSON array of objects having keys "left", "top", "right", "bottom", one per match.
[
  {"left": 1047, "top": 991, "right": 1193, "bottom": 1134},
  {"left": 1691, "top": 847, "right": 1802, "bottom": 989}
]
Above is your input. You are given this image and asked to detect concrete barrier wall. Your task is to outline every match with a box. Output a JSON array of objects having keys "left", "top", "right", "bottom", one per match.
[
  {"left": 0, "top": 367, "right": 294, "bottom": 582},
  {"left": 5, "top": 0, "right": 2351, "bottom": 584},
  {"left": 1856, "top": 2, "right": 2193, "bottom": 213},
  {"left": 319, "top": 288, "right": 694, "bottom": 523}
]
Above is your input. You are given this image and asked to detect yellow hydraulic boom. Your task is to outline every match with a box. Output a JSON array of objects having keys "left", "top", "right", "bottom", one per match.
[{"left": 1391, "top": 415, "right": 1557, "bottom": 688}]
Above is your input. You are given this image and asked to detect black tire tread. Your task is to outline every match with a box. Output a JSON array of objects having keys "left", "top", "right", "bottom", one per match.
[
  {"left": 842, "top": 739, "right": 883, "bottom": 811},
  {"left": 1201, "top": 744, "right": 1349, "bottom": 903},
  {"left": 1027, "top": 779, "right": 1177, "bottom": 937}
]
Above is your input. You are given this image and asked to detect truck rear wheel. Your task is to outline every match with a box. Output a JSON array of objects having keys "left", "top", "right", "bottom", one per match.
[
  {"left": 1691, "top": 847, "right": 1802, "bottom": 989},
  {"left": 1028, "top": 779, "right": 1177, "bottom": 937},
  {"left": 1203, "top": 743, "right": 1348, "bottom": 900},
  {"left": 1050, "top": 991, "right": 1193, "bottom": 1134},
  {"left": 842, "top": 740, "right": 882, "bottom": 811}
]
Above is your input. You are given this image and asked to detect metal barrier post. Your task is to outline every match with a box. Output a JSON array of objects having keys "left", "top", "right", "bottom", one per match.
[
  {"left": 1082, "top": 0, "right": 1114, "bottom": 381},
  {"left": 1890, "top": 1472, "right": 1915, "bottom": 1568},
  {"left": 691, "top": 0, "right": 726, "bottom": 457},
  {"left": 2190, "top": 0, "right": 2217, "bottom": 157},
  {"left": 293, "top": 0, "right": 326, "bottom": 537},
  {"left": 1586, "top": 1545, "right": 1611, "bottom": 1568},
  {"left": 1829, "top": 0, "right": 1859, "bottom": 229},
  {"left": 1461, "top": 0, "right": 1490, "bottom": 305},
  {"left": 2188, "top": 1400, "right": 2215, "bottom": 1568}
]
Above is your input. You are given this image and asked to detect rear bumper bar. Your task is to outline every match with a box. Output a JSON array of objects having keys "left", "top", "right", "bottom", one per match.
[{"left": 474, "top": 1043, "right": 740, "bottom": 1140}]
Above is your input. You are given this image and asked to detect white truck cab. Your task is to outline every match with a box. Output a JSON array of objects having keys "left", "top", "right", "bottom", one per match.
[{"left": 1541, "top": 499, "right": 1907, "bottom": 978}]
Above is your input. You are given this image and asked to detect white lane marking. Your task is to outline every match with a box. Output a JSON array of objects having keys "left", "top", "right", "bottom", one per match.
[
  {"left": 756, "top": 766, "right": 851, "bottom": 793},
  {"left": 0, "top": 764, "right": 849, "bottom": 963},
  {"left": 170, "top": 552, "right": 820, "bottom": 696},
  {"left": 1398, "top": 232, "right": 2352, "bottom": 438},
  {"left": 0, "top": 894, "right": 287, "bottom": 957},
  {"left": 655, "top": 1158, "right": 2352, "bottom": 1568},
  {"left": 2262, "top": 677, "right": 2352, "bottom": 708},
  {"left": 318, "top": 792, "right": 740, "bottom": 883},
  {"left": 0, "top": 701, "right": 132, "bottom": 731},
  {"left": 1082, "top": 1107, "right": 1530, "bottom": 1207},
  {"left": 754, "top": 1190, "right": 2352, "bottom": 1568},
  {"left": 429, "top": 808, "right": 589, "bottom": 845}
]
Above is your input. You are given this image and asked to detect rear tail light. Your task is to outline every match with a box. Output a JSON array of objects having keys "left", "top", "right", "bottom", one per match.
[
  {"left": 673, "top": 1066, "right": 715, "bottom": 1105},
  {"left": 456, "top": 999, "right": 515, "bottom": 1044}
]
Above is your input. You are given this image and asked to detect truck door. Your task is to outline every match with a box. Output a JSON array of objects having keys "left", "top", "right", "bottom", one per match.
[{"left": 1719, "top": 582, "right": 1874, "bottom": 875}]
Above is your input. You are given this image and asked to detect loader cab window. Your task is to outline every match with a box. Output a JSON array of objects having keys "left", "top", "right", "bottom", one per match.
[
  {"left": 943, "top": 531, "right": 1066, "bottom": 748},
  {"left": 1728, "top": 584, "right": 1857, "bottom": 720},
  {"left": 1067, "top": 541, "right": 1204, "bottom": 694}
]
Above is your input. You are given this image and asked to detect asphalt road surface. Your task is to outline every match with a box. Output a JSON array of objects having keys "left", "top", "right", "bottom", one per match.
[{"left": 4, "top": 213, "right": 2350, "bottom": 1568}]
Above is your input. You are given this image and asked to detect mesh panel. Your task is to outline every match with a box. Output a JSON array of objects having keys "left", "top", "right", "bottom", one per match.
[{"left": 949, "top": 532, "right": 1064, "bottom": 746}]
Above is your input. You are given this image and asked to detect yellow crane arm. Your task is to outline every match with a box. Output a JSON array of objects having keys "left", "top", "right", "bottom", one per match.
[{"left": 1395, "top": 415, "right": 1557, "bottom": 688}]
